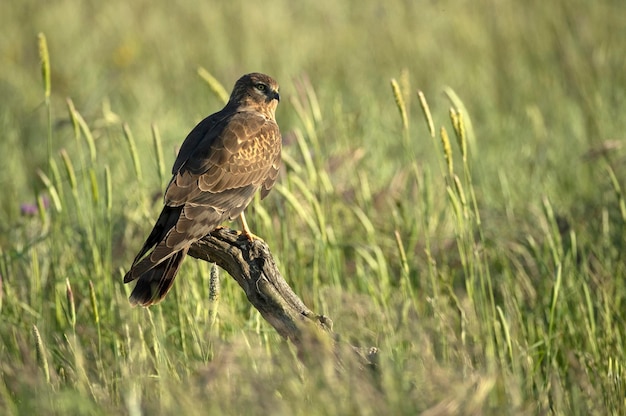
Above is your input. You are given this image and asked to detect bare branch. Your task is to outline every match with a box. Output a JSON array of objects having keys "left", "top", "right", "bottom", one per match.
[{"left": 188, "top": 228, "right": 333, "bottom": 344}]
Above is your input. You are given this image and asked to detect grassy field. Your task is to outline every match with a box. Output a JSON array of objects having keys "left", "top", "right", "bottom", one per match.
[{"left": 1, "top": 0, "right": 625, "bottom": 414}]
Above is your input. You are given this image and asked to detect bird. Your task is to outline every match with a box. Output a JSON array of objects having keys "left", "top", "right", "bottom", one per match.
[{"left": 123, "top": 73, "right": 282, "bottom": 307}]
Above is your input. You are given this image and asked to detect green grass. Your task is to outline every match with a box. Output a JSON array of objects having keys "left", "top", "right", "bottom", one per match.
[{"left": 1, "top": 0, "right": 626, "bottom": 414}]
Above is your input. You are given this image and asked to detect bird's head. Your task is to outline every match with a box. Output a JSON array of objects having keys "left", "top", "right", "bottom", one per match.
[{"left": 229, "top": 73, "right": 280, "bottom": 118}]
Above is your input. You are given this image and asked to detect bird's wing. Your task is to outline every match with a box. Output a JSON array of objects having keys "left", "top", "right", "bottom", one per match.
[
  {"left": 260, "top": 149, "right": 282, "bottom": 199},
  {"left": 165, "top": 111, "right": 282, "bottom": 207},
  {"left": 171, "top": 108, "right": 231, "bottom": 174},
  {"left": 127, "top": 111, "right": 281, "bottom": 278}
]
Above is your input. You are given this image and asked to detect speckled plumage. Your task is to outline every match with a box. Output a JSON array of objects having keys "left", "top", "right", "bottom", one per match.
[{"left": 124, "top": 73, "right": 282, "bottom": 306}]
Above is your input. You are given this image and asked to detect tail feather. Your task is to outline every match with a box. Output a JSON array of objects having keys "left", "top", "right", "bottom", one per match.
[
  {"left": 124, "top": 195, "right": 231, "bottom": 306},
  {"left": 124, "top": 205, "right": 187, "bottom": 306},
  {"left": 128, "top": 247, "right": 189, "bottom": 306},
  {"left": 132, "top": 205, "right": 183, "bottom": 266}
]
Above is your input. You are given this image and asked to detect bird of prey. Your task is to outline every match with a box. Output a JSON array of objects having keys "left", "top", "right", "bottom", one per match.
[{"left": 124, "top": 73, "right": 282, "bottom": 306}]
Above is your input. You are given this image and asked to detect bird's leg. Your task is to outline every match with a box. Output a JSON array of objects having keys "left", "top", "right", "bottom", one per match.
[{"left": 238, "top": 212, "right": 264, "bottom": 242}]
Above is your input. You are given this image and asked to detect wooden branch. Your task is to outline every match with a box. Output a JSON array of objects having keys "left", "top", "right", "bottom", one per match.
[
  {"left": 188, "top": 227, "right": 379, "bottom": 369},
  {"left": 188, "top": 227, "right": 333, "bottom": 345}
]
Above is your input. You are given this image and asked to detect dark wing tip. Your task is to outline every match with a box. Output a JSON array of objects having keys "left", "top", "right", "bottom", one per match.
[{"left": 123, "top": 270, "right": 136, "bottom": 284}]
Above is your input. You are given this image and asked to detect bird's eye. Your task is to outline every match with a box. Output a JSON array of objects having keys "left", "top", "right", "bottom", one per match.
[{"left": 255, "top": 83, "right": 267, "bottom": 92}]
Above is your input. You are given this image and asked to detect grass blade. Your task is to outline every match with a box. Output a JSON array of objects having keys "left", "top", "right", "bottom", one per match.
[{"left": 123, "top": 123, "right": 143, "bottom": 181}]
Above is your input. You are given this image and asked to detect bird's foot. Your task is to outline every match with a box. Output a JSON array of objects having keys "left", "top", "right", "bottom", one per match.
[{"left": 237, "top": 229, "right": 266, "bottom": 243}]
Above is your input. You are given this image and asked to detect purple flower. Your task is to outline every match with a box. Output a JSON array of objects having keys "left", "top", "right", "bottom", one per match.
[
  {"left": 20, "top": 203, "right": 38, "bottom": 215},
  {"left": 20, "top": 195, "right": 50, "bottom": 216}
]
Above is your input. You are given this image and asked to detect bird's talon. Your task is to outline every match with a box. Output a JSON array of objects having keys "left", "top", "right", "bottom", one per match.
[{"left": 237, "top": 230, "right": 264, "bottom": 243}]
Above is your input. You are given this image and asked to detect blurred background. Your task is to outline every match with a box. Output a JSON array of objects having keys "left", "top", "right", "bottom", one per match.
[
  {"left": 1, "top": 0, "right": 625, "bottom": 413},
  {"left": 2, "top": 0, "right": 623, "bottom": 212}
]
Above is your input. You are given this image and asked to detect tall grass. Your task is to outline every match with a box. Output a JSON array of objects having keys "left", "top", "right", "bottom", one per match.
[{"left": 1, "top": 0, "right": 626, "bottom": 414}]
